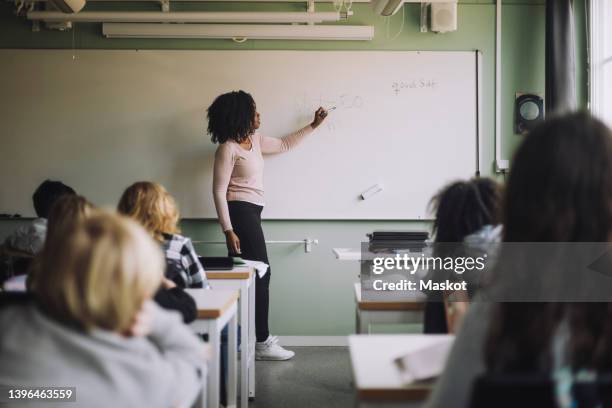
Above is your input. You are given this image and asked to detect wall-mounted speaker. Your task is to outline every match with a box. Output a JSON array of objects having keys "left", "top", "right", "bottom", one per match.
[
  {"left": 515, "top": 93, "right": 544, "bottom": 134},
  {"left": 430, "top": 3, "right": 457, "bottom": 33}
]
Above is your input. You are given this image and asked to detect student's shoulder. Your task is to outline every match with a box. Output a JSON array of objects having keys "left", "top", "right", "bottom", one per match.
[{"left": 163, "top": 233, "right": 193, "bottom": 250}]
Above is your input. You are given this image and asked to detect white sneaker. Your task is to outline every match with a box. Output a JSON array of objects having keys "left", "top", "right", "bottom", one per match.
[{"left": 255, "top": 335, "right": 295, "bottom": 361}]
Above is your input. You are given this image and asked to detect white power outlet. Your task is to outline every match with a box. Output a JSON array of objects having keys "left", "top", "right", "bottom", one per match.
[{"left": 496, "top": 159, "right": 510, "bottom": 172}]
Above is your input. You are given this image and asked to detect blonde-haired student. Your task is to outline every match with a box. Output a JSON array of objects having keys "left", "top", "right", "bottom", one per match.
[
  {"left": 0, "top": 212, "right": 208, "bottom": 408},
  {"left": 118, "top": 181, "right": 209, "bottom": 289}
]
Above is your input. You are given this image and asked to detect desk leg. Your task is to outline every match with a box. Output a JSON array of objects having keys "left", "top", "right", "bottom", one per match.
[
  {"left": 195, "top": 383, "right": 206, "bottom": 408},
  {"left": 248, "top": 276, "right": 256, "bottom": 399},
  {"left": 355, "top": 307, "right": 361, "bottom": 334},
  {"left": 240, "top": 283, "right": 249, "bottom": 408},
  {"left": 228, "top": 311, "right": 238, "bottom": 408},
  {"left": 356, "top": 309, "right": 370, "bottom": 334},
  {"left": 208, "top": 322, "right": 221, "bottom": 408}
]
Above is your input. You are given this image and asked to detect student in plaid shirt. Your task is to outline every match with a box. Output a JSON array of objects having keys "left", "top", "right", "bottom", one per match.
[
  {"left": 162, "top": 232, "right": 209, "bottom": 288},
  {"left": 118, "top": 181, "right": 210, "bottom": 289}
]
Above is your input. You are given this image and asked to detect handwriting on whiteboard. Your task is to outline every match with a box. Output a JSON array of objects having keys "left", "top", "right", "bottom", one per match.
[
  {"left": 392, "top": 80, "right": 438, "bottom": 96},
  {"left": 295, "top": 93, "right": 364, "bottom": 115}
]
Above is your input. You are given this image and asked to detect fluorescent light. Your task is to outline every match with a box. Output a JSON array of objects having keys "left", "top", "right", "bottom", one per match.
[
  {"left": 18, "top": 0, "right": 373, "bottom": 2},
  {"left": 28, "top": 11, "right": 349, "bottom": 24},
  {"left": 102, "top": 23, "right": 374, "bottom": 41}
]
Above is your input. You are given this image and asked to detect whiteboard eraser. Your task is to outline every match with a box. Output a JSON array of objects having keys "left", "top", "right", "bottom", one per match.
[{"left": 360, "top": 184, "right": 383, "bottom": 200}]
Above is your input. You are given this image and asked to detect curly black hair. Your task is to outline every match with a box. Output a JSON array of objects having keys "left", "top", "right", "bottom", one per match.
[
  {"left": 207, "top": 90, "right": 257, "bottom": 144},
  {"left": 430, "top": 177, "right": 501, "bottom": 243}
]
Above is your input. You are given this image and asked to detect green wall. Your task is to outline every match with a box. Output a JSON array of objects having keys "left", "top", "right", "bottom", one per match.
[{"left": 0, "top": 0, "right": 587, "bottom": 335}]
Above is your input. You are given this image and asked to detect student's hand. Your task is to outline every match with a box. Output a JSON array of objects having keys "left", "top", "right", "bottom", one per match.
[
  {"left": 311, "top": 107, "right": 328, "bottom": 129},
  {"left": 124, "top": 300, "right": 155, "bottom": 337},
  {"left": 444, "top": 290, "right": 470, "bottom": 334},
  {"left": 161, "top": 277, "right": 177, "bottom": 290},
  {"left": 225, "top": 230, "right": 241, "bottom": 255}
]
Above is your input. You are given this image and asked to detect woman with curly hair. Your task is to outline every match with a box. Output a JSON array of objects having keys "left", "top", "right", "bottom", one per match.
[{"left": 208, "top": 90, "right": 327, "bottom": 361}]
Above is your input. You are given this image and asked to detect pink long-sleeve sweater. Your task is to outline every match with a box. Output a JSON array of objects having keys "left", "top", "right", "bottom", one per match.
[{"left": 213, "top": 125, "right": 314, "bottom": 231}]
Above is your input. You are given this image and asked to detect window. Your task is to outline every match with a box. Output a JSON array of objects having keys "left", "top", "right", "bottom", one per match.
[{"left": 590, "top": 0, "right": 612, "bottom": 126}]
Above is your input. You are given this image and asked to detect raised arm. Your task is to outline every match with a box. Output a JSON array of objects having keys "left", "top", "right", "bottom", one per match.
[
  {"left": 259, "top": 107, "right": 328, "bottom": 154},
  {"left": 212, "top": 144, "right": 235, "bottom": 232},
  {"left": 259, "top": 125, "right": 313, "bottom": 154}
]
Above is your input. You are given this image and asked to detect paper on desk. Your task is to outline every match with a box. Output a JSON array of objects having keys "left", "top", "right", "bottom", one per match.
[
  {"left": 241, "top": 259, "right": 269, "bottom": 278},
  {"left": 393, "top": 336, "right": 454, "bottom": 384},
  {"left": 3, "top": 274, "right": 27, "bottom": 292}
]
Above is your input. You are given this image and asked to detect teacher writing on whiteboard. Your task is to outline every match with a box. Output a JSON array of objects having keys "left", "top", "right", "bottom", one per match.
[{"left": 208, "top": 90, "right": 327, "bottom": 361}]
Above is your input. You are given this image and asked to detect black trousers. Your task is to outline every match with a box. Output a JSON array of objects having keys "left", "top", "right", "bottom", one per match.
[{"left": 228, "top": 201, "right": 270, "bottom": 342}]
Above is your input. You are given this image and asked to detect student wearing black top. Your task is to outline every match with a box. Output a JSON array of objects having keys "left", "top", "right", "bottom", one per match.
[{"left": 154, "top": 277, "right": 197, "bottom": 323}]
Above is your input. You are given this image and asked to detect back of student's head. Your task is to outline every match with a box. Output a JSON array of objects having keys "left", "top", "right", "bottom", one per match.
[
  {"left": 486, "top": 113, "right": 612, "bottom": 373},
  {"left": 430, "top": 177, "right": 501, "bottom": 243},
  {"left": 33, "top": 211, "right": 163, "bottom": 333},
  {"left": 504, "top": 112, "right": 612, "bottom": 242},
  {"left": 27, "top": 195, "right": 95, "bottom": 291},
  {"left": 117, "top": 181, "right": 180, "bottom": 242},
  {"left": 45, "top": 195, "right": 94, "bottom": 246},
  {"left": 32, "top": 180, "right": 76, "bottom": 218}
]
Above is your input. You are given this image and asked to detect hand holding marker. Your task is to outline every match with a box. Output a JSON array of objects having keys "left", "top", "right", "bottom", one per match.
[{"left": 311, "top": 106, "right": 332, "bottom": 128}]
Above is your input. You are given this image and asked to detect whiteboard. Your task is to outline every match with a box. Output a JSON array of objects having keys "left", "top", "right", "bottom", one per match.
[{"left": 0, "top": 50, "right": 480, "bottom": 219}]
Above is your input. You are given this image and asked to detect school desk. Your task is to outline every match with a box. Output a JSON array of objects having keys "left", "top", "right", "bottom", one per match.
[
  {"left": 185, "top": 288, "right": 239, "bottom": 408},
  {"left": 348, "top": 334, "right": 454, "bottom": 407},
  {"left": 206, "top": 266, "right": 257, "bottom": 407},
  {"left": 354, "top": 282, "right": 426, "bottom": 334}
]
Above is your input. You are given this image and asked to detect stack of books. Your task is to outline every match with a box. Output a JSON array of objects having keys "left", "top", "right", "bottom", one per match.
[{"left": 367, "top": 230, "right": 429, "bottom": 252}]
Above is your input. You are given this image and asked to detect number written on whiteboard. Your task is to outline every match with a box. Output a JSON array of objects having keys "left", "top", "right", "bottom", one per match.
[
  {"left": 295, "top": 93, "right": 364, "bottom": 116},
  {"left": 392, "top": 80, "right": 438, "bottom": 96}
]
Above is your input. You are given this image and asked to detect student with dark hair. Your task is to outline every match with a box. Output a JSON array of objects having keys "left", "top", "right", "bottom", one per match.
[
  {"left": 425, "top": 112, "right": 612, "bottom": 408},
  {"left": 425, "top": 177, "right": 502, "bottom": 334},
  {"left": 27, "top": 194, "right": 94, "bottom": 292},
  {"left": 32, "top": 180, "right": 76, "bottom": 219},
  {"left": 208, "top": 90, "right": 327, "bottom": 360},
  {"left": 4, "top": 180, "right": 75, "bottom": 255}
]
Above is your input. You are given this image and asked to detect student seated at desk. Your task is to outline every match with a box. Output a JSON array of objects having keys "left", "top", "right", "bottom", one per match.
[
  {"left": 1, "top": 180, "right": 76, "bottom": 282},
  {"left": 424, "top": 177, "right": 501, "bottom": 334},
  {"left": 425, "top": 112, "right": 612, "bottom": 408},
  {"left": 4, "top": 180, "right": 75, "bottom": 255},
  {"left": 27, "top": 194, "right": 94, "bottom": 291},
  {"left": 118, "top": 181, "right": 210, "bottom": 289},
  {"left": 25, "top": 194, "right": 197, "bottom": 323},
  {"left": 0, "top": 212, "right": 208, "bottom": 408}
]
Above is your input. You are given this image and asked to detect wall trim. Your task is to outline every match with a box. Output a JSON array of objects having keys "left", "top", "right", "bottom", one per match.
[{"left": 278, "top": 336, "right": 348, "bottom": 347}]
